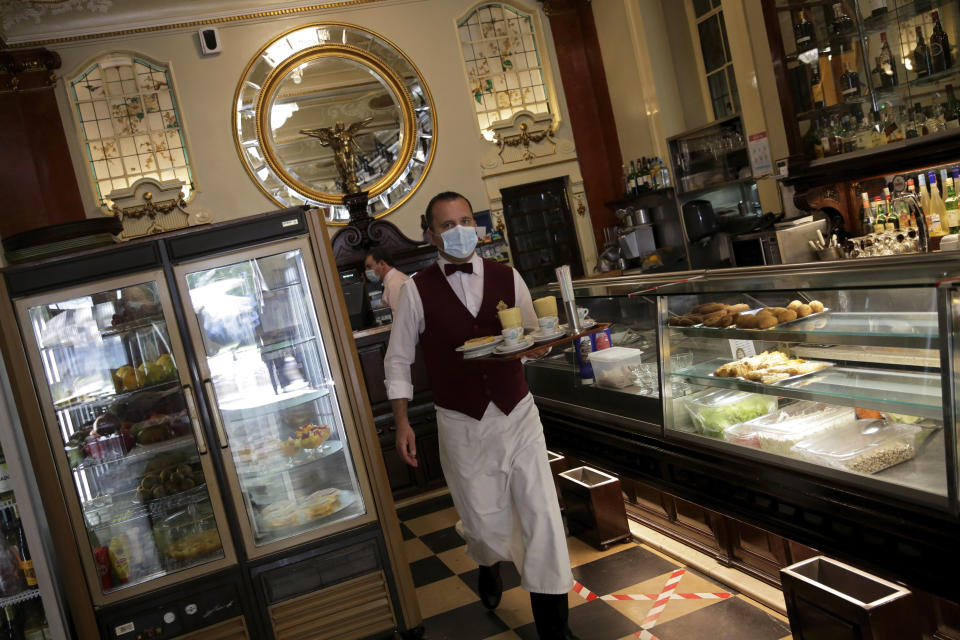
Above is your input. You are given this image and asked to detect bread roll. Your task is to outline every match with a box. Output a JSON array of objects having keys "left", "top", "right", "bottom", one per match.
[
  {"left": 727, "top": 303, "right": 750, "bottom": 314},
  {"left": 756, "top": 314, "right": 779, "bottom": 329},
  {"left": 693, "top": 302, "right": 725, "bottom": 315},
  {"left": 703, "top": 310, "right": 726, "bottom": 324},
  {"left": 809, "top": 300, "right": 824, "bottom": 313},
  {"left": 736, "top": 314, "right": 758, "bottom": 329},
  {"left": 796, "top": 304, "right": 812, "bottom": 317},
  {"left": 787, "top": 300, "right": 803, "bottom": 310},
  {"left": 774, "top": 308, "right": 797, "bottom": 323},
  {"left": 718, "top": 313, "right": 735, "bottom": 327}
]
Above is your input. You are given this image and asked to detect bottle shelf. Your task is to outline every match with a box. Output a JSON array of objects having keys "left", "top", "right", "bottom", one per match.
[{"left": 0, "top": 587, "right": 40, "bottom": 608}]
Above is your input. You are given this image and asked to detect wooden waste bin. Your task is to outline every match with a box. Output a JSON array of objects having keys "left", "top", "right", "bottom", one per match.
[
  {"left": 558, "top": 466, "right": 630, "bottom": 550},
  {"left": 547, "top": 450, "right": 569, "bottom": 509},
  {"left": 781, "top": 556, "right": 920, "bottom": 640}
]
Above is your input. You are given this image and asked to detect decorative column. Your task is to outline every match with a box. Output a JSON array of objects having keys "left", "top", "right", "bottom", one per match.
[
  {"left": 0, "top": 48, "right": 87, "bottom": 240},
  {"left": 538, "top": 0, "right": 622, "bottom": 252}
]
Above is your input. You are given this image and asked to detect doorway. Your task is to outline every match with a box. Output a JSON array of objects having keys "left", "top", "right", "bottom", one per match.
[{"left": 500, "top": 178, "right": 584, "bottom": 287}]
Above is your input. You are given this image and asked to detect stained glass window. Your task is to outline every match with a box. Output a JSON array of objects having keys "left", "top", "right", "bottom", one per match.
[
  {"left": 69, "top": 56, "right": 194, "bottom": 209},
  {"left": 458, "top": 3, "right": 553, "bottom": 141}
]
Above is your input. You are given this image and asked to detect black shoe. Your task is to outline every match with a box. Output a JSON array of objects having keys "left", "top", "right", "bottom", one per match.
[
  {"left": 530, "top": 592, "right": 580, "bottom": 640},
  {"left": 478, "top": 563, "right": 503, "bottom": 609}
]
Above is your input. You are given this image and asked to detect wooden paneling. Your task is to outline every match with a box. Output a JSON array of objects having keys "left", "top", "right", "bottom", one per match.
[
  {"left": 174, "top": 616, "right": 249, "bottom": 640},
  {"left": 268, "top": 571, "right": 396, "bottom": 640},
  {"left": 0, "top": 49, "right": 86, "bottom": 240},
  {"left": 541, "top": 0, "right": 621, "bottom": 252}
]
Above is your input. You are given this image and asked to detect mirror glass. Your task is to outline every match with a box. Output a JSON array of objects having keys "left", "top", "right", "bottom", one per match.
[
  {"left": 234, "top": 24, "right": 436, "bottom": 224},
  {"left": 266, "top": 56, "right": 404, "bottom": 195}
]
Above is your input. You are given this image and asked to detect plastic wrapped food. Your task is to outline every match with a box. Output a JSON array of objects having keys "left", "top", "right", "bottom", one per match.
[
  {"left": 682, "top": 390, "right": 778, "bottom": 438},
  {"left": 587, "top": 347, "right": 645, "bottom": 389},
  {"left": 729, "top": 402, "right": 856, "bottom": 456},
  {"left": 792, "top": 421, "right": 919, "bottom": 474}
]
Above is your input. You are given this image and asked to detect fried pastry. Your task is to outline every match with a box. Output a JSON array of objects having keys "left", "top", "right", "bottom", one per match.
[
  {"left": 809, "top": 300, "right": 825, "bottom": 313},
  {"left": 796, "top": 304, "right": 812, "bottom": 317},
  {"left": 692, "top": 302, "right": 726, "bottom": 314}
]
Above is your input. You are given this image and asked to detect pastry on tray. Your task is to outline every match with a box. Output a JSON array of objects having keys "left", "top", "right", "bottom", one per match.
[
  {"left": 464, "top": 336, "right": 497, "bottom": 348},
  {"left": 713, "top": 350, "right": 827, "bottom": 384}
]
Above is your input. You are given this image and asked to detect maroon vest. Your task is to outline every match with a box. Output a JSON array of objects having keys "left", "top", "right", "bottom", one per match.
[{"left": 414, "top": 259, "right": 529, "bottom": 420}]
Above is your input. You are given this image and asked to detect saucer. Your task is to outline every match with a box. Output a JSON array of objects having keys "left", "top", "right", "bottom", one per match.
[
  {"left": 493, "top": 336, "right": 535, "bottom": 354},
  {"left": 462, "top": 343, "right": 499, "bottom": 359},
  {"left": 530, "top": 327, "right": 566, "bottom": 343}
]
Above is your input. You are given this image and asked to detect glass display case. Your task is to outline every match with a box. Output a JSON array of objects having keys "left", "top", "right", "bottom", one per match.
[
  {"left": 16, "top": 277, "right": 236, "bottom": 603},
  {"left": 176, "top": 244, "right": 368, "bottom": 556},
  {"left": 658, "top": 257, "right": 955, "bottom": 508},
  {"left": 768, "top": 0, "right": 960, "bottom": 164}
]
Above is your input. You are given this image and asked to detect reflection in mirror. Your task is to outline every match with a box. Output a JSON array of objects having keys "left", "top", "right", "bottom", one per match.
[
  {"left": 267, "top": 56, "right": 404, "bottom": 195},
  {"left": 234, "top": 24, "right": 436, "bottom": 225}
]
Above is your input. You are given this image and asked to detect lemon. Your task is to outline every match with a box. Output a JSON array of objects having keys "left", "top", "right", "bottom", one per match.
[
  {"left": 155, "top": 354, "right": 177, "bottom": 379},
  {"left": 137, "top": 362, "right": 165, "bottom": 386},
  {"left": 121, "top": 368, "right": 140, "bottom": 391}
]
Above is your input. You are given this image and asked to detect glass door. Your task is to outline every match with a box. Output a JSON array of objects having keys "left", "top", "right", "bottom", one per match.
[
  {"left": 174, "top": 238, "right": 373, "bottom": 557},
  {"left": 14, "top": 274, "right": 236, "bottom": 605}
]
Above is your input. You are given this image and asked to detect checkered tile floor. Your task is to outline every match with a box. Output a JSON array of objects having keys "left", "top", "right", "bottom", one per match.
[{"left": 398, "top": 494, "right": 793, "bottom": 640}]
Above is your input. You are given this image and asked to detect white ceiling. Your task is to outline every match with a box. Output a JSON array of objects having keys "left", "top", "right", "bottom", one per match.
[{"left": 0, "top": 0, "right": 373, "bottom": 46}]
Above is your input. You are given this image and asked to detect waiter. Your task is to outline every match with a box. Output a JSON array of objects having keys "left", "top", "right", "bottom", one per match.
[
  {"left": 385, "top": 192, "right": 577, "bottom": 640},
  {"left": 364, "top": 247, "right": 410, "bottom": 310}
]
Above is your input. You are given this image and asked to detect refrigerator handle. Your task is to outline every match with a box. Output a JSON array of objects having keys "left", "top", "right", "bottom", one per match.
[
  {"left": 203, "top": 379, "right": 230, "bottom": 449},
  {"left": 182, "top": 385, "right": 207, "bottom": 455}
]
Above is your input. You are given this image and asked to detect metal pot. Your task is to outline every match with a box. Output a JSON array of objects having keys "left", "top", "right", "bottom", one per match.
[
  {"left": 629, "top": 208, "right": 651, "bottom": 226},
  {"left": 682, "top": 199, "right": 717, "bottom": 241}
]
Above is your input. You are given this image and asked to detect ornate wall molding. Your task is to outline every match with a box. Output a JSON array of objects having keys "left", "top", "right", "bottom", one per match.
[
  {"left": 481, "top": 109, "right": 576, "bottom": 177},
  {"left": 108, "top": 176, "right": 210, "bottom": 239}
]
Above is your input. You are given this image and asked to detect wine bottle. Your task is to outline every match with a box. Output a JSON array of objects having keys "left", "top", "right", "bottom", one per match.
[
  {"left": 873, "top": 196, "right": 887, "bottom": 233},
  {"left": 830, "top": 3, "right": 854, "bottom": 36},
  {"left": 861, "top": 192, "right": 874, "bottom": 235},
  {"left": 628, "top": 160, "right": 637, "bottom": 197},
  {"left": 946, "top": 85, "right": 960, "bottom": 128},
  {"left": 945, "top": 177, "right": 960, "bottom": 234},
  {"left": 810, "top": 62, "right": 825, "bottom": 109},
  {"left": 13, "top": 509, "right": 35, "bottom": 589},
  {"left": 839, "top": 64, "right": 861, "bottom": 101},
  {"left": 931, "top": 11, "right": 952, "bottom": 73},
  {"left": 914, "top": 26, "right": 933, "bottom": 78},
  {"left": 929, "top": 172, "right": 948, "bottom": 236},
  {"left": 883, "top": 188, "right": 896, "bottom": 230},
  {"left": 794, "top": 10, "right": 816, "bottom": 50},
  {"left": 876, "top": 32, "right": 898, "bottom": 87}
]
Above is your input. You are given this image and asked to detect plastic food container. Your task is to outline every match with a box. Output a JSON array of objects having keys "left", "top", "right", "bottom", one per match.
[
  {"left": 587, "top": 347, "right": 645, "bottom": 389},
  {"left": 729, "top": 401, "right": 855, "bottom": 455},
  {"left": 792, "top": 420, "right": 920, "bottom": 474},
  {"left": 681, "top": 389, "right": 778, "bottom": 438}
]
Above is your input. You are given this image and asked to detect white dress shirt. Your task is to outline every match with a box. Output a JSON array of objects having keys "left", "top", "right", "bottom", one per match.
[
  {"left": 384, "top": 252, "right": 537, "bottom": 401},
  {"left": 380, "top": 267, "right": 410, "bottom": 310}
]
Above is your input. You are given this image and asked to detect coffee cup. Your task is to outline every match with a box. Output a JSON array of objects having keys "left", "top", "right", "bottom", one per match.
[
  {"left": 577, "top": 307, "right": 589, "bottom": 323},
  {"left": 502, "top": 326, "right": 524, "bottom": 346},
  {"left": 498, "top": 306, "right": 523, "bottom": 329},
  {"left": 538, "top": 316, "right": 559, "bottom": 332},
  {"left": 533, "top": 296, "right": 558, "bottom": 319}
]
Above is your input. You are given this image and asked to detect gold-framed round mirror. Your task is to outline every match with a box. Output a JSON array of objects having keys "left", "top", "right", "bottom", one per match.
[{"left": 234, "top": 23, "right": 437, "bottom": 225}]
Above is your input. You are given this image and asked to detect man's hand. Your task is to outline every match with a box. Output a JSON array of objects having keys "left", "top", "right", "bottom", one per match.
[{"left": 395, "top": 422, "right": 418, "bottom": 467}]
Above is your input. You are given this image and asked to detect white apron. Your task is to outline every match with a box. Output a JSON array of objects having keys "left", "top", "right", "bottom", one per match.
[{"left": 436, "top": 393, "right": 574, "bottom": 595}]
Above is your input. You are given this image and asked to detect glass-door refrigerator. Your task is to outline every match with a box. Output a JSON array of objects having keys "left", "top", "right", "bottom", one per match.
[{"left": 0, "top": 208, "right": 419, "bottom": 640}]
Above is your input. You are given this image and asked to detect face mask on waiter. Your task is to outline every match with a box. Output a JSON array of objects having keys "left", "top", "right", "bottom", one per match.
[{"left": 440, "top": 225, "right": 478, "bottom": 260}]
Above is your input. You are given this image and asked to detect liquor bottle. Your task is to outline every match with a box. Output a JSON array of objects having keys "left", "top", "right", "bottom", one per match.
[
  {"left": 831, "top": 3, "right": 854, "bottom": 35},
  {"left": 13, "top": 509, "right": 35, "bottom": 589},
  {"left": 944, "top": 176, "right": 960, "bottom": 233},
  {"left": 914, "top": 26, "right": 933, "bottom": 78},
  {"left": 883, "top": 187, "right": 896, "bottom": 230},
  {"left": 659, "top": 158, "right": 671, "bottom": 188},
  {"left": 794, "top": 9, "right": 816, "bottom": 50},
  {"left": 638, "top": 158, "right": 649, "bottom": 189},
  {"left": 869, "top": 110, "right": 886, "bottom": 146},
  {"left": 622, "top": 164, "right": 630, "bottom": 198},
  {"left": 0, "top": 447, "right": 12, "bottom": 507},
  {"left": 838, "top": 63, "right": 861, "bottom": 102},
  {"left": 840, "top": 115, "right": 857, "bottom": 152},
  {"left": 649, "top": 157, "right": 660, "bottom": 189},
  {"left": 810, "top": 62, "right": 825, "bottom": 109},
  {"left": 929, "top": 172, "right": 947, "bottom": 235},
  {"left": 876, "top": 32, "right": 898, "bottom": 88},
  {"left": 946, "top": 85, "right": 960, "bottom": 128},
  {"left": 861, "top": 192, "right": 874, "bottom": 235},
  {"left": 930, "top": 11, "right": 952, "bottom": 73},
  {"left": 854, "top": 111, "right": 873, "bottom": 149},
  {"left": 873, "top": 196, "right": 887, "bottom": 233},
  {"left": 897, "top": 192, "right": 911, "bottom": 230},
  {"left": 628, "top": 160, "right": 637, "bottom": 196},
  {"left": 918, "top": 172, "right": 932, "bottom": 218}
]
